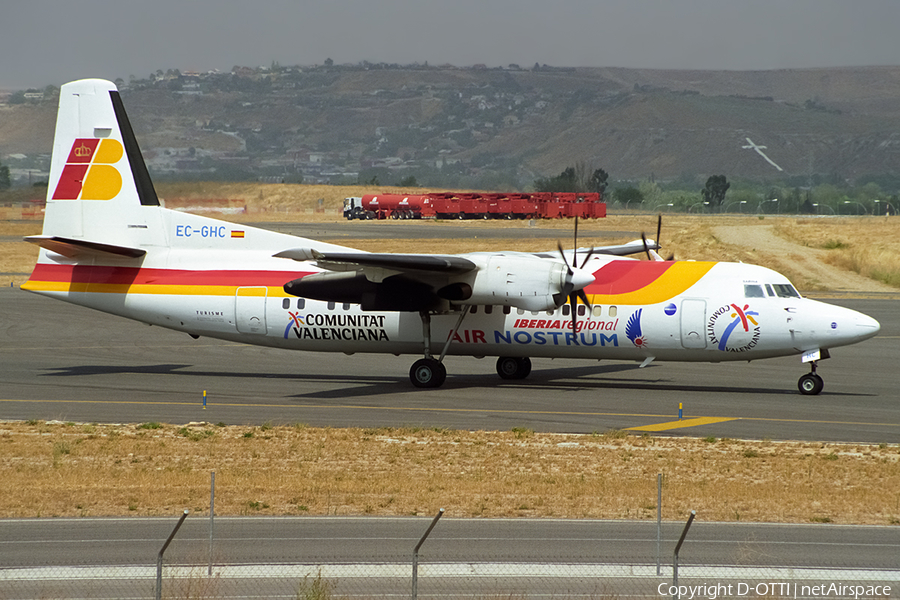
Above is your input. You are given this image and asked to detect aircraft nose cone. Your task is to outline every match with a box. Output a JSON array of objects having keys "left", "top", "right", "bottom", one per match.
[
  {"left": 826, "top": 305, "right": 880, "bottom": 345},
  {"left": 855, "top": 312, "right": 880, "bottom": 339},
  {"left": 570, "top": 268, "right": 595, "bottom": 291}
]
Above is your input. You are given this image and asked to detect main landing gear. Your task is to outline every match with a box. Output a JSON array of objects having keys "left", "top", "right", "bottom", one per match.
[
  {"left": 410, "top": 357, "right": 446, "bottom": 388},
  {"left": 798, "top": 361, "right": 825, "bottom": 395},
  {"left": 408, "top": 309, "right": 534, "bottom": 388},
  {"left": 496, "top": 356, "right": 532, "bottom": 380},
  {"left": 409, "top": 309, "right": 464, "bottom": 389}
]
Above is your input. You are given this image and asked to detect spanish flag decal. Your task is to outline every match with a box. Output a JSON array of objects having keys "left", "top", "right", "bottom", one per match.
[{"left": 231, "top": 230, "right": 245, "bottom": 238}]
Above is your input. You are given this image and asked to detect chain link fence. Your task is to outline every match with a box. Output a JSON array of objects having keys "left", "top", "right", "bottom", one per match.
[{"left": 2, "top": 516, "right": 897, "bottom": 600}]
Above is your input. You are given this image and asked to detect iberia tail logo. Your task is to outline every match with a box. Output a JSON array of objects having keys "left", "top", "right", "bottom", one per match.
[{"left": 52, "top": 138, "right": 124, "bottom": 201}]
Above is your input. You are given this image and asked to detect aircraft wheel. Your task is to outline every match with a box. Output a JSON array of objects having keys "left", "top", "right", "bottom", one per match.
[
  {"left": 798, "top": 373, "right": 824, "bottom": 395},
  {"left": 410, "top": 358, "right": 447, "bottom": 388},
  {"left": 496, "top": 356, "right": 532, "bottom": 380}
]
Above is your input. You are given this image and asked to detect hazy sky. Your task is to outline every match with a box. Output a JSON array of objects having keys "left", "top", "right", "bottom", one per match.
[{"left": 3, "top": 0, "right": 900, "bottom": 89}]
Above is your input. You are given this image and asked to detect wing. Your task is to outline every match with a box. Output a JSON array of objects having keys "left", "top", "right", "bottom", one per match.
[
  {"left": 533, "top": 239, "right": 659, "bottom": 261},
  {"left": 275, "top": 248, "right": 479, "bottom": 312},
  {"left": 275, "top": 247, "right": 587, "bottom": 314},
  {"left": 275, "top": 248, "right": 476, "bottom": 274}
]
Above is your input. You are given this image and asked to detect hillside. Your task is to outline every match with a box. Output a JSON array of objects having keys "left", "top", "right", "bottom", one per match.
[{"left": 2, "top": 65, "right": 900, "bottom": 188}]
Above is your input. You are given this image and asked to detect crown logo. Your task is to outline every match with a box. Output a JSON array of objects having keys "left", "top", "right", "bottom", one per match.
[{"left": 74, "top": 143, "right": 92, "bottom": 158}]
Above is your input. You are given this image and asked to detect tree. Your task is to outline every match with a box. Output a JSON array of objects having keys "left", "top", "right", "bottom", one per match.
[
  {"left": 0, "top": 159, "right": 11, "bottom": 190},
  {"left": 701, "top": 175, "right": 730, "bottom": 209},
  {"left": 612, "top": 187, "right": 643, "bottom": 206},
  {"left": 590, "top": 168, "right": 609, "bottom": 194},
  {"left": 534, "top": 167, "right": 576, "bottom": 192},
  {"left": 534, "top": 163, "right": 608, "bottom": 193}
]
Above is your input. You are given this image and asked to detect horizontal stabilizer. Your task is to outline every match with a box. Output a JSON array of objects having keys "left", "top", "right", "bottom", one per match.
[{"left": 25, "top": 235, "right": 146, "bottom": 259}]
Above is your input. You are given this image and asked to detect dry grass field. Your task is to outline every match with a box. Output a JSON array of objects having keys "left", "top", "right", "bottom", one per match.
[
  {"left": 1, "top": 421, "right": 898, "bottom": 524},
  {"left": 3, "top": 183, "right": 899, "bottom": 523}
]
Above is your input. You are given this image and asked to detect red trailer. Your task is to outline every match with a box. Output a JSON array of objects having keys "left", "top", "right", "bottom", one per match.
[
  {"left": 456, "top": 194, "right": 490, "bottom": 219},
  {"left": 346, "top": 191, "right": 605, "bottom": 220}
]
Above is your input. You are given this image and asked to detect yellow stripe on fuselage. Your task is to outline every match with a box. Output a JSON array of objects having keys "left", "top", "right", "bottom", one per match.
[
  {"left": 21, "top": 281, "right": 290, "bottom": 297},
  {"left": 586, "top": 261, "right": 715, "bottom": 305}
]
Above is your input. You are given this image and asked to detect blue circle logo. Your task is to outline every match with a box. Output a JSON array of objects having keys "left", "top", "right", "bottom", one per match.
[{"left": 664, "top": 303, "right": 677, "bottom": 316}]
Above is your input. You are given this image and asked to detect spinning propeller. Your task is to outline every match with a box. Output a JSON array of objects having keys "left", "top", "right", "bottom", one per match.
[
  {"left": 641, "top": 214, "right": 674, "bottom": 261},
  {"left": 554, "top": 217, "right": 595, "bottom": 334}
]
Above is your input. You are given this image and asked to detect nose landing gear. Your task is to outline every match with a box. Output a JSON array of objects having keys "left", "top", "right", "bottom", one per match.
[{"left": 798, "top": 361, "right": 824, "bottom": 395}]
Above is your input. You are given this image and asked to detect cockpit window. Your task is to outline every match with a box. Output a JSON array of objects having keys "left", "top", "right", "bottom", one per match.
[
  {"left": 744, "top": 284, "right": 765, "bottom": 298},
  {"left": 765, "top": 284, "right": 775, "bottom": 297},
  {"left": 772, "top": 283, "right": 801, "bottom": 298}
]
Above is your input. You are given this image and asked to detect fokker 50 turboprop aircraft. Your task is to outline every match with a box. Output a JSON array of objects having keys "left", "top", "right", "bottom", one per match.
[{"left": 23, "top": 79, "right": 880, "bottom": 394}]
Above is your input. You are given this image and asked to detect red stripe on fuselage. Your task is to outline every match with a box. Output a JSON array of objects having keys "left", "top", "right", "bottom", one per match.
[
  {"left": 584, "top": 261, "right": 674, "bottom": 295},
  {"left": 28, "top": 263, "right": 308, "bottom": 287}
]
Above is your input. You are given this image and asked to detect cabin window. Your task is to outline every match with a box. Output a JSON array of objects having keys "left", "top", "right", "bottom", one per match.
[
  {"left": 577, "top": 304, "right": 586, "bottom": 316},
  {"left": 609, "top": 306, "right": 618, "bottom": 317},
  {"left": 327, "top": 301, "right": 335, "bottom": 310},
  {"left": 546, "top": 310, "right": 554, "bottom": 316},
  {"left": 342, "top": 303, "right": 350, "bottom": 310},
  {"left": 592, "top": 306, "right": 603, "bottom": 317},
  {"left": 471, "top": 306, "right": 478, "bottom": 314},
  {"left": 744, "top": 284, "right": 765, "bottom": 298},
  {"left": 772, "top": 284, "right": 801, "bottom": 298},
  {"left": 297, "top": 299, "right": 305, "bottom": 309},
  {"left": 503, "top": 306, "right": 511, "bottom": 315},
  {"left": 517, "top": 308, "right": 525, "bottom": 315},
  {"left": 531, "top": 311, "right": 539, "bottom": 316},
  {"left": 282, "top": 298, "right": 290, "bottom": 309},
  {"left": 562, "top": 304, "right": 571, "bottom": 316},
  {"left": 765, "top": 284, "right": 775, "bottom": 297},
  {"left": 485, "top": 305, "right": 493, "bottom": 315}
]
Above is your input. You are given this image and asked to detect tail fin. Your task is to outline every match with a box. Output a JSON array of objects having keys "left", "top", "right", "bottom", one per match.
[{"left": 30, "top": 79, "right": 165, "bottom": 251}]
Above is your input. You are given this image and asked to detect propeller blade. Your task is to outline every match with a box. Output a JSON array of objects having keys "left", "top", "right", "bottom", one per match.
[
  {"left": 573, "top": 216, "right": 579, "bottom": 267},
  {"left": 557, "top": 241, "right": 571, "bottom": 272},
  {"left": 577, "top": 289, "right": 591, "bottom": 309},
  {"left": 641, "top": 232, "right": 651, "bottom": 261},
  {"left": 656, "top": 213, "right": 662, "bottom": 250},
  {"left": 569, "top": 293, "right": 577, "bottom": 335},
  {"left": 579, "top": 246, "right": 595, "bottom": 269}
]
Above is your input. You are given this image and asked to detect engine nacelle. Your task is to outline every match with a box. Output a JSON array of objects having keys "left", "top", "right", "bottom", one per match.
[{"left": 450, "top": 254, "right": 571, "bottom": 312}]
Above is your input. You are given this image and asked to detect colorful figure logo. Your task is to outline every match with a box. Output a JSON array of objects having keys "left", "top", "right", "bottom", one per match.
[
  {"left": 284, "top": 311, "right": 305, "bottom": 338},
  {"left": 708, "top": 303, "right": 761, "bottom": 352},
  {"left": 626, "top": 308, "right": 647, "bottom": 348},
  {"left": 52, "top": 138, "right": 124, "bottom": 201}
]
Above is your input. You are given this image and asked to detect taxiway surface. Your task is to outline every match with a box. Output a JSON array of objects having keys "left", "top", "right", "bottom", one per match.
[{"left": 2, "top": 289, "right": 897, "bottom": 442}]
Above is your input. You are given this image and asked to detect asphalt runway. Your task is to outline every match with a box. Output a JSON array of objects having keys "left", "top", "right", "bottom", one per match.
[
  {"left": 2, "top": 289, "right": 898, "bottom": 442},
  {"left": 4, "top": 517, "right": 898, "bottom": 569}
]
